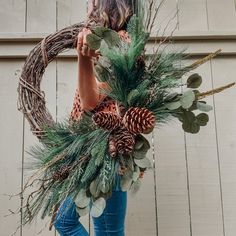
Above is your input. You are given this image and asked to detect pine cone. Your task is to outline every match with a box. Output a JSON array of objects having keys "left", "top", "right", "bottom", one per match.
[
  {"left": 122, "top": 107, "right": 156, "bottom": 134},
  {"left": 108, "top": 134, "right": 118, "bottom": 158},
  {"left": 92, "top": 111, "right": 123, "bottom": 131},
  {"left": 112, "top": 126, "right": 135, "bottom": 155},
  {"left": 52, "top": 166, "right": 71, "bottom": 182}
]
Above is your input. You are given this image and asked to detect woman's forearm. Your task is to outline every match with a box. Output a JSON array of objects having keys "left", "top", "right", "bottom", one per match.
[{"left": 77, "top": 53, "right": 100, "bottom": 110}]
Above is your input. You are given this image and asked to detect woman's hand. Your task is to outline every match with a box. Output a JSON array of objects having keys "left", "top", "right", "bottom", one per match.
[{"left": 77, "top": 27, "right": 100, "bottom": 59}]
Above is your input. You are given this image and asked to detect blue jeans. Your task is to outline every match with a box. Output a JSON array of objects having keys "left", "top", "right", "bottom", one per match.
[{"left": 54, "top": 173, "right": 127, "bottom": 236}]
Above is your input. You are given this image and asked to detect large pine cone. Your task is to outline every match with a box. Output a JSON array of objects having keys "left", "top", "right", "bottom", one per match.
[
  {"left": 122, "top": 107, "right": 156, "bottom": 134},
  {"left": 112, "top": 126, "right": 135, "bottom": 155},
  {"left": 52, "top": 166, "right": 71, "bottom": 182},
  {"left": 92, "top": 111, "right": 123, "bottom": 131}
]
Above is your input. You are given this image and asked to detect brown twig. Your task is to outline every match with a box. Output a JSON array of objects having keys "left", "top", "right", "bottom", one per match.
[
  {"left": 187, "top": 49, "right": 222, "bottom": 70},
  {"left": 197, "top": 82, "right": 235, "bottom": 100},
  {"left": 17, "top": 21, "right": 92, "bottom": 141}
]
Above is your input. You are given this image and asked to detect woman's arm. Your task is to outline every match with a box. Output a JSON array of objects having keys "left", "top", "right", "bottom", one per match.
[
  {"left": 73, "top": 28, "right": 129, "bottom": 114},
  {"left": 76, "top": 27, "right": 110, "bottom": 111},
  {"left": 77, "top": 53, "right": 100, "bottom": 111}
]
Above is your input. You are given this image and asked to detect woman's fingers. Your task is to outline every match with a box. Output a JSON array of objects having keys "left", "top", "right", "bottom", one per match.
[
  {"left": 77, "top": 32, "right": 83, "bottom": 52},
  {"left": 77, "top": 27, "right": 101, "bottom": 58}
]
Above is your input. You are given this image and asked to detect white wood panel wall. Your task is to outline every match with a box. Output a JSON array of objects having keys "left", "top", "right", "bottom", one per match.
[{"left": 0, "top": 1, "right": 236, "bottom": 236}]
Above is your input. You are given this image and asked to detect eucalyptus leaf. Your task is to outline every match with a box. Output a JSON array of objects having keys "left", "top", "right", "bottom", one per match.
[
  {"left": 134, "top": 157, "right": 152, "bottom": 168},
  {"left": 94, "top": 26, "right": 111, "bottom": 37},
  {"left": 180, "top": 90, "right": 195, "bottom": 109},
  {"left": 133, "top": 135, "right": 150, "bottom": 159},
  {"left": 193, "top": 89, "right": 200, "bottom": 96},
  {"left": 130, "top": 179, "right": 142, "bottom": 196},
  {"left": 74, "top": 189, "right": 90, "bottom": 208},
  {"left": 182, "top": 121, "right": 200, "bottom": 134},
  {"left": 164, "top": 92, "right": 179, "bottom": 102},
  {"left": 182, "top": 110, "right": 195, "bottom": 122},
  {"left": 165, "top": 101, "right": 181, "bottom": 110},
  {"left": 187, "top": 73, "right": 202, "bottom": 88},
  {"left": 99, "top": 180, "right": 110, "bottom": 194},
  {"left": 196, "top": 113, "right": 209, "bottom": 126},
  {"left": 90, "top": 197, "right": 106, "bottom": 218},
  {"left": 89, "top": 179, "right": 100, "bottom": 198},
  {"left": 134, "top": 139, "right": 144, "bottom": 150},
  {"left": 103, "top": 30, "right": 120, "bottom": 47},
  {"left": 94, "top": 64, "right": 110, "bottom": 82},
  {"left": 196, "top": 101, "right": 213, "bottom": 112},
  {"left": 76, "top": 205, "right": 90, "bottom": 216},
  {"left": 132, "top": 165, "right": 140, "bottom": 181},
  {"left": 120, "top": 169, "right": 133, "bottom": 191},
  {"left": 86, "top": 33, "right": 102, "bottom": 50}
]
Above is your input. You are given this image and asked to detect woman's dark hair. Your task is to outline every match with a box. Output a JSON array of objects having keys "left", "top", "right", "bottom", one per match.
[{"left": 87, "top": 0, "right": 135, "bottom": 31}]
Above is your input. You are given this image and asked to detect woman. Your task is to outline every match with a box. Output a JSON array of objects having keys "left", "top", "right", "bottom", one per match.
[{"left": 53, "top": 0, "right": 135, "bottom": 235}]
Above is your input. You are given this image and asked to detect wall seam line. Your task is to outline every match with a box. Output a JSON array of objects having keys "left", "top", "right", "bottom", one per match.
[
  {"left": 181, "top": 70, "right": 193, "bottom": 236},
  {"left": 210, "top": 59, "right": 226, "bottom": 236},
  {"left": 206, "top": 0, "right": 210, "bottom": 30},
  {"left": 20, "top": 114, "right": 25, "bottom": 236},
  {"left": 152, "top": 131, "right": 159, "bottom": 236}
]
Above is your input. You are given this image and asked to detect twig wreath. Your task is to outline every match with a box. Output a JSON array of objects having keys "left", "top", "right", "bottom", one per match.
[
  {"left": 11, "top": 0, "right": 235, "bottom": 234},
  {"left": 17, "top": 22, "right": 86, "bottom": 140}
]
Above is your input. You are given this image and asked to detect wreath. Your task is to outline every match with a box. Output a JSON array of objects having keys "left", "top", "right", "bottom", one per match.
[{"left": 13, "top": 1, "right": 235, "bottom": 234}]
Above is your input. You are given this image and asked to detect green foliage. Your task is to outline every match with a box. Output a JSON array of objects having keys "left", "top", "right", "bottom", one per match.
[
  {"left": 174, "top": 109, "right": 210, "bottom": 134},
  {"left": 97, "top": 153, "right": 117, "bottom": 194},
  {"left": 187, "top": 73, "right": 202, "bottom": 88},
  {"left": 20, "top": 6, "right": 225, "bottom": 228}
]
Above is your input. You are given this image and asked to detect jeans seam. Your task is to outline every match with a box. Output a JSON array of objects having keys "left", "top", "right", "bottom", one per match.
[{"left": 103, "top": 211, "right": 109, "bottom": 236}]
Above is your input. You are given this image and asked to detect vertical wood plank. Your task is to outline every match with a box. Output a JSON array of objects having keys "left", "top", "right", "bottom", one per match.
[
  {"left": 211, "top": 57, "right": 236, "bottom": 236},
  {"left": 154, "top": 122, "right": 191, "bottom": 236},
  {"left": 0, "top": 0, "right": 26, "bottom": 32},
  {"left": 178, "top": 0, "right": 208, "bottom": 31},
  {"left": 0, "top": 59, "right": 24, "bottom": 236},
  {"left": 22, "top": 62, "right": 57, "bottom": 236},
  {"left": 183, "top": 60, "right": 224, "bottom": 236},
  {"left": 207, "top": 0, "right": 236, "bottom": 30},
  {"left": 57, "top": 0, "right": 87, "bottom": 30},
  {"left": 26, "top": 0, "right": 57, "bottom": 33},
  {"left": 151, "top": 0, "right": 178, "bottom": 37},
  {"left": 57, "top": 58, "right": 90, "bottom": 233},
  {"left": 125, "top": 133, "right": 157, "bottom": 236}
]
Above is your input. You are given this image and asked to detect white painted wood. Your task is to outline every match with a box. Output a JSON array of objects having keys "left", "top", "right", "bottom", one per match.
[
  {"left": 0, "top": 59, "right": 24, "bottom": 236},
  {"left": 1, "top": 1, "right": 236, "bottom": 236},
  {"left": 125, "top": 133, "right": 157, "bottom": 236},
  {"left": 211, "top": 57, "right": 236, "bottom": 236},
  {"left": 178, "top": 0, "right": 208, "bottom": 31},
  {"left": 154, "top": 116, "right": 190, "bottom": 235},
  {"left": 0, "top": 0, "right": 26, "bottom": 32},
  {"left": 2, "top": 39, "right": 236, "bottom": 58},
  {"left": 151, "top": 0, "right": 179, "bottom": 37},
  {"left": 183, "top": 60, "right": 224, "bottom": 236},
  {"left": 26, "top": 0, "right": 57, "bottom": 33},
  {"left": 2, "top": 30, "right": 236, "bottom": 41},
  {"left": 22, "top": 61, "right": 57, "bottom": 236},
  {"left": 57, "top": 0, "right": 87, "bottom": 30},
  {"left": 207, "top": 0, "right": 236, "bottom": 31}
]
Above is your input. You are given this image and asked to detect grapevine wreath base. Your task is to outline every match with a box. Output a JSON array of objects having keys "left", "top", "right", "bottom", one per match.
[{"left": 12, "top": 2, "right": 235, "bottom": 234}]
